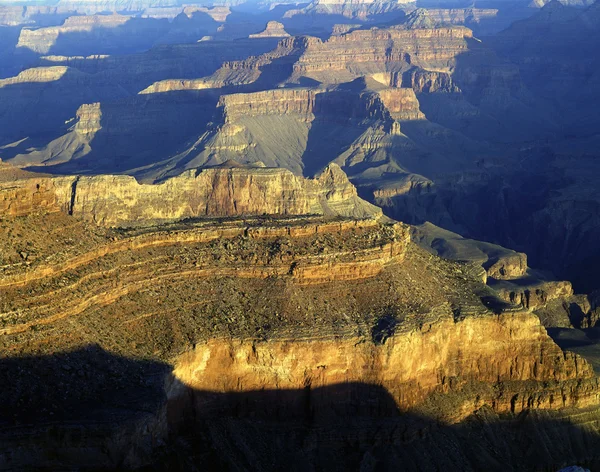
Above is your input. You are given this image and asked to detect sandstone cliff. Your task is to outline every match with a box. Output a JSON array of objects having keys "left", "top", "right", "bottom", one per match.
[
  {"left": 291, "top": 26, "right": 473, "bottom": 84},
  {"left": 2, "top": 212, "right": 600, "bottom": 470},
  {"left": 284, "top": 0, "right": 406, "bottom": 21},
  {"left": 0, "top": 162, "right": 382, "bottom": 225},
  {"left": 249, "top": 21, "right": 290, "bottom": 38},
  {"left": 153, "top": 26, "right": 475, "bottom": 91},
  {"left": 17, "top": 14, "right": 131, "bottom": 54},
  {"left": 174, "top": 310, "right": 596, "bottom": 422}
]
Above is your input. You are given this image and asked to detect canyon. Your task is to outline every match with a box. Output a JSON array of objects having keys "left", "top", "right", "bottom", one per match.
[
  {"left": 2, "top": 0, "right": 600, "bottom": 470},
  {"left": 2, "top": 206, "right": 600, "bottom": 470}
]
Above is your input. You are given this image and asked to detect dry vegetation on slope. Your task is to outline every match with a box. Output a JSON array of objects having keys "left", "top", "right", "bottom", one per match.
[{"left": 2, "top": 211, "right": 600, "bottom": 470}]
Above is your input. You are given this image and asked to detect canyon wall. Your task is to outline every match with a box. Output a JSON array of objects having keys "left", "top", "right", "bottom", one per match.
[
  {"left": 249, "top": 21, "right": 290, "bottom": 38},
  {"left": 2, "top": 208, "right": 600, "bottom": 469},
  {"left": 0, "top": 163, "right": 382, "bottom": 225},
  {"left": 173, "top": 310, "right": 598, "bottom": 423},
  {"left": 218, "top": 88, "right": 390, "bottom": 123},
  {"left": 292, "top": 27, "right": 473, "bottom": 82},
  {"left": 17, "top": 14, "right": 131, "bottom": 54},
  {"left": 16, "top": 13, "right": 172, "bottom": 55}
]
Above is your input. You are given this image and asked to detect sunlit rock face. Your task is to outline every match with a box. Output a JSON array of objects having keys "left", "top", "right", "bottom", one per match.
[
  {"left": 2, "top": 1, "right": 600, "bottom": 470},
  {"left": 173, "top": 312, "right": 598, "bottom": 421},
  {"left": 0, "top": 162, "right": 381, "bottom": 225},
  {"left": 2, "top": 206, "right": 600, "bottom": 470},
  {"left": 249, "top": 21, "right": 290, "bottom": 38}
]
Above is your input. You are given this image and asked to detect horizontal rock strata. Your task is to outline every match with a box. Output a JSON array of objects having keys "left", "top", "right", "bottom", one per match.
[
  {"left": 0, "top": 163, "right": 382, "bottom": 225},
  {"left": 1, "top": 212, "right": 599, "bottom": 470}
]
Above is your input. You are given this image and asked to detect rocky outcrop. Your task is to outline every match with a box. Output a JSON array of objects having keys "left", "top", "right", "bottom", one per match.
[
  {"left": 0, "top": 175, "right": 70, "bottom": 217},
  {"left": 0, "top": 5, "right": 74, "bottom": 26},
  {"left": 16, "top": 13, "right": 174, "bottom": 55},
  {"left": 377, "top": 88, "right": 425, "bottom": 120},
  {"left": 17, "top": 14, "right": 131, "bottom": 54},
  {"left": 141, "top": 5, "right": 231, "bottom": 21},
  {"left": 73, "top": 102, "right": 102, "bottom": 137},
  {"left": 138, "top": 78, "right": 213, "bottom": 94},
  {"left": 178, "top": 26, "right": 474, "bottom": 90},
  {"left": 174, "top": 311, "right": 597, "bottom": 422},
  {"left": 486, "top": 252, "right": 528, "bottom": 280},
  {"left": 2, "top": 210, "right": 600, "bottom": 470},
  {"left": 410, "top": 222, "right": 528, "bottom": 282},
  {"left": 423, "top": 8, "right": 499, "bottom": 25},
  {"left": 291, "top": 26, "right": 473, "bottom": 83},
  {"left": 0, "top": 66, "right": 70, "bottom": 86},
  {"left": 0, "top": 163, "right": 382, "bottom": 225},
  {"left": 218, "top": 88, "right": 389, "bottom": 123},
  {"left": 54, "top": 0, "right": 176, "bottom": 14},
  {"left": 401, "top": 67, "right": 459, "bottom": 93},
  {"left": 284, "top": 0, "right": 406, "bottom": 21},
  {"left": 491, "top": 279, "right": 575, "bottom": 310},
  {"left": 249, "top": 21, "right": 290, "bottom": 38}
]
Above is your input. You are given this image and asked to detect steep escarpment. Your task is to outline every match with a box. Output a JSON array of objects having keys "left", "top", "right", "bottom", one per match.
[
  {"left": 0, "top": 5, "right": 74, "bottom": 27},
  {"left": 291, "top": 26, "right": 473, "bottom": 84},
  {"left": 283, "top": 0, "right": 406, "bottom": 21},
  {"left": 0, "top": 162, "right": 381, "bottom": 225},
  {"left": 218, "top": 88, "right": 389, "bottom": 123},
  {"left": 145, "top": 26, "right": 475, "bottom": 92},
  {"left": 0, "top": 65, "right": 126, "bottom": 146},
  {"left": 249, "top": 21, "right": 290, "bottom": 38},
  {"left": 16, "top": 14, "right": 176, "bottom": 55},
  {"left": 2, "top": 212, "right": 600, "bottom": 470}
]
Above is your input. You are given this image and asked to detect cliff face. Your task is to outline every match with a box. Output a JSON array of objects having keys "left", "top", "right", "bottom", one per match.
[
  {"left": 174, "top": 311, "right": 597, "bottom": 423},
  {"left": 17, "top": 14, "right": 131, "bottom": 54},
  {"left": 0, "top": 163, "right": 381, "bottom": 225},
  {"left": 0, "top": 66, "right": 70, "bottom": 86},
  {"left": 377, "top": 88, "right": 426, "bottom": 120},
  {"left": 2, "top": 211, "right": 600, "bottom": 470},
  {"left": 16, "top": 13, "right": 174, "bottom": 55},
  {"left": 291, "top": 27, "right": 473, "bottom": 83},
  {"left": 218, "top": 88, "right": 389, "bottom": 123},
  {"left": 0, "top": 5, "right": 73, "bottom": 26},
  {"left": 141, "top": 5, "right": 231, "bottom": 21},
  {"left": 249, "top": 21, "right": 290, "bottom": 38},
  {"left": 284, "top": 0, "right": 406, "bottom": 21},
  {"left": 146, "top": 26, "right": 474, "bottom": 92}
]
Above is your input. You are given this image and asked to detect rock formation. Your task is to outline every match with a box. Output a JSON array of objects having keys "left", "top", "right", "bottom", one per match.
[
  {"left": 0, "top": 162, "right": 381, "bottom": 225},
  {"left": 2, "top": 7, "right": 600, "bottom": 469},
  {"left": 2, "top": 208, "right": 600, "bottom": 470},
  {"left": 249, "top": 21, "right": 290, "bottom": 38},
  {"left": 16, "top": 14, "right": 171, "bottom": 55}
]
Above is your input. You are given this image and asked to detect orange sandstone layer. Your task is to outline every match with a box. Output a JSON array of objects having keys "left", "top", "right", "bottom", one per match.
[
  {"left": 0, "top": 163, "right": 382, "bottom": 225},
  {"left": 172, "top": 310, "right": 599, "bottom": 424}
]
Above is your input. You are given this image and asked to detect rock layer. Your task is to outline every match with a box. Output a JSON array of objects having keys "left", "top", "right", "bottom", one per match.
[
  {"left": 2, "top": 212, "right": 600, "bottom": 470},
  {"left": 0, "top": 162, "right": 381, "bottom": 225},
  {"left": 249, "top": 21, "right": 290, "bottom": 38}
]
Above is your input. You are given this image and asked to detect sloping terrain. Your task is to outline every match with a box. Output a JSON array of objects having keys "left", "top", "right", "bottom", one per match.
[{"left": 2, "top": 208, "right": 600, "bottom": 470}]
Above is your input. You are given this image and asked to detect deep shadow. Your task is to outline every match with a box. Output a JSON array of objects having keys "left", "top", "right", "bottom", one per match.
[
  {"left": 301, "top": 91, "right": 382, "bottom": 177},
  {"left": 42, "top": 15, "right": 216, "bottom": 57},
  {"left": 0, "top": 345, "right": 171, "bottom": 470},
  {"left": 0, "top": 66, "right": 128, "bottom": 150},
  {"left": 0, "top": 345, "right": 169, "bottom": 426},
  {"left": 0, "top": 25, "right": 37, "bottom": 79},
  {"left": 21, "top": 89, "right": 220, "bottom": 177},
  {"left": 2, "top": 346, "right": 600, "bottom": 470},
  {"left": 0, "top": 36, "right": 280, "bottom": 157}
]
